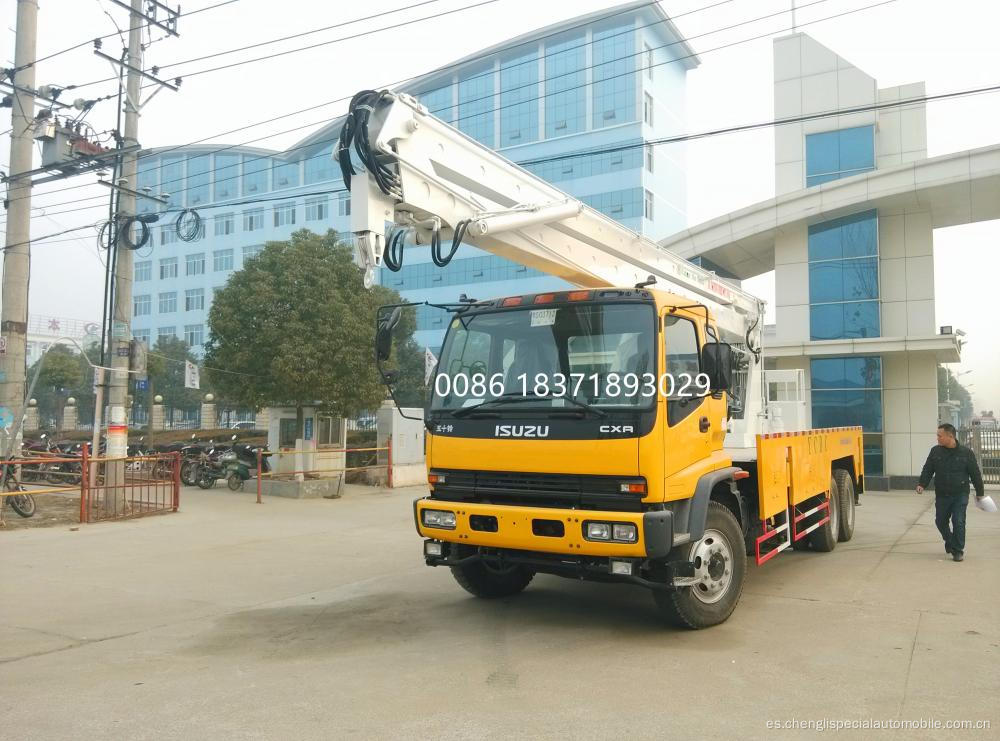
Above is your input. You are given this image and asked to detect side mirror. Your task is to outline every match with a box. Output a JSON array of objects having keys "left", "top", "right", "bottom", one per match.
[
  {"left": 375, "top": 307, "right": 402, "bottom": 364},
  {"left": 701, "top": 341, "right": 734, "bottom": 392}
]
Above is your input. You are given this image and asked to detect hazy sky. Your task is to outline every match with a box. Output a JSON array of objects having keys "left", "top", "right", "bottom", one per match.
[{"left": 2, "top": 0, "right": 997, "bottom": 412}]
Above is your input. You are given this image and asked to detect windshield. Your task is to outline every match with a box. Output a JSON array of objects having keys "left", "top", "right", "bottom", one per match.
[{"left": 431, "top": 303, "right": 656, "bottom": 412}]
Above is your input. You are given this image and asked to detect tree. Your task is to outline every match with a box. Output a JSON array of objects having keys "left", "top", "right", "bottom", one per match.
[
  {"left": 138, "top": 336, "right": 203, "bottom": 430},
  {"left": 205, "top": 229, "right": 415, "bottom": 437},
  {"left": 27, "top": 345, "right": 86, "bottom": 430}
]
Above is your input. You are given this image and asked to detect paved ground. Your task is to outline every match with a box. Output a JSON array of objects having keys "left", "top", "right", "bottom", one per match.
[{"left": 1, "top": 485, "right": 997, "bottom": 740}]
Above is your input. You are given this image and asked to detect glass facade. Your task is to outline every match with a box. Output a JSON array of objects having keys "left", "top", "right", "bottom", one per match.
[
  {"left": 581, "top": 188, "right": 645, "bottom": 220},
  {"left": 380, "top": 254, "right": 544, "bottom": 292},
  {"left": 500, "top": 51, "right": 539, "bottom": 147},
  {"left": 458, "top": 66, "right": 495, "bottom": 147},
  {"left": 303, "top": 144, "right": 336, "bottom": 184},
  {"left": 214, "top": 154, "right": 240, "bottom": 200},
  {"left": 187, "top": 154, "right": 211, "bottom": 206},
  {"left": 545, "top": 34, "right": 586, "bottom": 138},
  {"left": 420, "top": 86, "right": 455, "bottom": 124},
  {"left": 592, "top": 23, "right": 635, "bottom": 129},
  {"left": 522, "top": 141, "right": 643, "bottom": 183},
  {"left": 806, "top": 125, "right": 875, "bottom": 187},
  {"left": 810, "top": 357, "right": 884, "bottom": 474},
  {"left": 808, "top": 210, "right": 879, "bottom": 341}
]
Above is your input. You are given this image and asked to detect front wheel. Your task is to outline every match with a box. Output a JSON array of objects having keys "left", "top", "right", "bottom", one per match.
[
  {"left": 652, "top": 501, "right": 747, "bottom": 629},
  {"left": 196, "top": 473, "right": 215, "bottom": 489},
  {"left": 450, "top": 549, "right": 534, "bottom": 598},
  {"left": 227, "top": 472, "right": 244, "bottom": 491},
  {"left": 180, "top": 460, "right": 198, "bottom": 486},
  {"left": 8, "top": 492, "right": 36, "bottom": 518}
]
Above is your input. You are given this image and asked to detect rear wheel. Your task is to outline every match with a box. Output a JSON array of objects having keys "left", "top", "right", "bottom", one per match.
[
  {"left": 196, "top": 472, "right": 215, "bottom": 489},
  {"left": 834, "top": 469, "right": 856, "bottom": 542},
  {"left": 450, "top": 549, "right": 534, "bottom": 598},
  {"left": 227, "top": 472, "right": 244, "bottom": 491},
  {"left": 180, "top": 460, "right": 198, "bottom": 486},
  {"left": 807, "top": 476, "right": 839, "bottom": 552},
  {"left": 652, "top": 502, "right": 747, "bottom": 629}
]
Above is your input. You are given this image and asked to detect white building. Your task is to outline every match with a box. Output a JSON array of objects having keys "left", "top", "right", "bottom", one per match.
[
  {"left": 25, "top": 315, "right": 100, "bottom": 367},
  {"left": 663, "top": 32, "right": 1000, "bottom": 489}
]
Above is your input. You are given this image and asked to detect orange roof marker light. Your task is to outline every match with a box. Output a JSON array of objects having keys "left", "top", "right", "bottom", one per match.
[
  {"left": 567, "top": 290, "right": 591, "bottom": 301},
  {"left": 534, "top": 293, "right": 556, "bottom": 304},
  {"left": 501, "top": 296, "right": 523, "bottom": 307}
]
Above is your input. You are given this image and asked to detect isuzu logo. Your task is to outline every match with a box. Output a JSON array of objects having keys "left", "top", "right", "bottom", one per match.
[
  {"left": 494, "top": 424, "right": 550, "bottom": 438},
  {"left": 600, "top": 425, "right": 635, "bottom": 434}
]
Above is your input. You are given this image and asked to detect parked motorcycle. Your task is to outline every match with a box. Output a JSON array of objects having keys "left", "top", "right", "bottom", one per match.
[
  {"left": 195, "top": 444, "right": 251, "bottom": 491},
  {"left": 1, "top": 464, "right": 36, "bottom": 518}
]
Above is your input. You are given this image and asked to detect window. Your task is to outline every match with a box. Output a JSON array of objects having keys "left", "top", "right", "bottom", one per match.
[
  {"left": 213, "top": 249, "right": 234, "bottom": 272},
  {"left": 272, "top": 160, "right": 299, "bottom": 190},
  {"left": 378, "top": 253, "right": 545, "bottom": 292},
  {"left": 643, "top": 189, "right": 654, "bottom": 220},
  {"left": 184, "top": 324, "right": 204, "bottom": 347},
  {"left": 645, "top": 145, "right": 654, "bottom": 173},
  {"left": 420, "top": 86, "right": 455, "bottom": 124},
  {"left": 581, "top": 188, "right": 644, "bottom": 222},
  {"left": 158, "top": 292, "right": 177, "bottom": 313},
  {"left": 810, "top": 356, "right": 883, "bottom": 473},
  {"left": 214, "top": 153, "right": 240, "bottom": 200},
  {"left": 520, "top": 141, "right": 643, "bottom": 183},
  {"left": 279, "top": 418, "right": 299, "bottom": 448},
  {"left": 134, "top": 261, "right": 151, "bottom": 282},
  {"left": 185, "top": 253, "right": 205, "bottom": 276},
  {"left": 133, "top": 294, "right": 151, "bottom": 316},
  {"left": 592, "top": 23, "right": 635, "bottom": 130},
  {"left": 157, "top": 326, "right": 176, "bottom": 341},
  {"left": 458, "top": 65, "right": 495, "bottom": 147},
  {"left": 305, "top": 197, "right": 328, "bottom": 221},
  {"left": 242, "top": 155, "right": 268, "bottom": 194},
  {"left": 663, "top": 315, "right": 701, "bottom": 425},
  {"left": 500, "top": 51, "right": 539, "bottom": 146},
  {"left": 243, "top": 209, "right": 264, "bottom": 232},
  {"left": 808, "top": 210, "right": 880, "bottom": 340},
  {"left": 643, "top": 92, "right": 654, "bottom": 126},
  {"left": 338, "top": 194, "right": 351, "bottom": 217},
  {"left": 185, "top": 288, "right": 204, "bottom": 312},
  {"left": 159, "top": 257, "right": 177, "bottom": 280},
  {"left": 644, "top": 43, "right": 653, "bottom": 79},
  {"left": 273, "top": 202, "right": 296, "bottom": 227},
  {"left": 317, "top": 416, "right": 343, "bottom": 446},
  {"left": 136, "top": 160, "right": 158, "bottom": 215},
  {"left": 187, "top": 154, "right": 210, "bottom": 206},
  {"left": 214, "top": 213, "right": 234, "bottom": 236},
  {"left": 161, "top": 156, "right": 184, "bottom": 209},
  {"left": 545, "top": 34, "right": 586, "bottom": 138},
  {"left": 303, "top": 144, "right": 335, "bottom": 184},
  {"left": 243, "top": 244, "right": 263, "bottom": 261},
  {"left": 161, "top": 225, "right": 177, "bottom": 246},
  {"left": 806, "top": 125, "right": 875, "bottom": 187}
]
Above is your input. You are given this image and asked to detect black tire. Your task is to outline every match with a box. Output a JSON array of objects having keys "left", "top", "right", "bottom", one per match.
[
  {"left": 652, "top": 501, "right": 747, "bottom": 629},
  {"left": 834, "top": 468, "right": 856, "bottom": 542},
  {"left": 44, "top": 464, "right": 64, "bottom": 485},
  {"left": 227, "top": 472, "right": 244, "bottom": 491},
  {"left": 180, "top": 461, "right": 198, "bottom": 486},
  {"left": 808, "top": 476, "right": 839, "bottom": 552},
  {"left": 196, "top": 473, "right": 215, "bottom": 490},
  {"left": 8, "top": 492, "right": 36, "bottom": 518},
  {"left": 450, "top": 550, "right": 534, "bottom": 598}
]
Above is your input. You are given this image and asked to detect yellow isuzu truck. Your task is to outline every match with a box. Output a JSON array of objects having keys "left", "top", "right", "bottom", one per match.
[{"left": 343, "top": 90, "right": 865, "bottom": 628}]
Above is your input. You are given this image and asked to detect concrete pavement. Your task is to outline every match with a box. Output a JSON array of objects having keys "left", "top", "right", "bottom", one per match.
[{"left": 1, "top": 485, "right": 997, "bottom": 740}]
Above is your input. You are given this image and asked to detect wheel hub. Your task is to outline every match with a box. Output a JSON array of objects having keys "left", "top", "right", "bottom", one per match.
[{"left": 687, "top": 528, "right": 733, "bottom": 604}]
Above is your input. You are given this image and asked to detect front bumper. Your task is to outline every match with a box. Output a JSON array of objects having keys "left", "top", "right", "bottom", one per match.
[{"left": 414, "top": 498, "right": 675, "bottom": 559}]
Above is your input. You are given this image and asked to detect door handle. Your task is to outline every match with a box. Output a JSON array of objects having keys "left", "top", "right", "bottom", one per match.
[{"left": 699, "top": 416, "right": 711, "bottom": 433}]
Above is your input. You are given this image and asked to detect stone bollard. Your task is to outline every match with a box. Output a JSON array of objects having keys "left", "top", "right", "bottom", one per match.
[
  {"left": 24, "top": 398, "right": 39, "bottom": 432},
  {"left": 62, "top": 397, "right": 78, "bottom": 431},
  {"left": 201, "top": 394, "right": 216, "bottom": 430},
  {"left": 151, "top": 395, "right": 165, "bottom": 431},
  {"left": 254, "top": 407, "right": 270, "bottom": 432}
]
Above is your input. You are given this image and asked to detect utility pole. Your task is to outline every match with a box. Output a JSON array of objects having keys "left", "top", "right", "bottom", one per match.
[
  {"left": 104, "top": 0, "right": 146, "bottom": 511},
  {"left": 0, "top": 0, "right": 39, "bottom": 458}
]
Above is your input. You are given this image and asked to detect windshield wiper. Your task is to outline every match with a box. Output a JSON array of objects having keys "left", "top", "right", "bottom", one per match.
[{"left": 451, "top": 394, "right": 606, "bottom": 418}]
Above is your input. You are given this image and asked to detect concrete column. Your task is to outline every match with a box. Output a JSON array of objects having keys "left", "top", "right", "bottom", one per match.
[
  {"left": 255, "top": 407, "right": 269, "bottom": 431},
  {"left": 151, "top": 395, "right": 165, "bottom": 431},
  {"left": 24, "top": 398, "right": 39, "bottom": 431},
  {"left": 61, "top": 397, "right": 78, "bottom": 432},
  {"left": 201, "top": 394, "right": 216, "bottom": 430}
]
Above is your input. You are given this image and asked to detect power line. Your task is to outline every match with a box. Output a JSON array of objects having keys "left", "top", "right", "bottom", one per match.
[
  {"left": 5, "top": 0, "right": 820, "bottom": 219},
  {"left": 10, "top": 80, "right": 1000, "bottom": 250},
  {"left": 5, "top": 0, "right": 714, "bottom": 211},
  {"left": 6, "top": 0, "right": 892, "bottom": 222},
  {"left": 7, "top": 0, "right": 241, "bottom": 74}
]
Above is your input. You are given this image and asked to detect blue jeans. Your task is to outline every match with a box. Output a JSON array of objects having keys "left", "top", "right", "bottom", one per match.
[{"left": 935, "top": 494, "right": 969, "bottom": 553}]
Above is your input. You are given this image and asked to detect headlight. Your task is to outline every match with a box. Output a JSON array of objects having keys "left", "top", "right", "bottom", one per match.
[
  {"left": 586, "top": 522, "right": 611, "bottom": 540},
  {"left": 422, "top": 509, "right": 456, "bottom": 529},
  {"left": 612, "top": 523, "right": 637, "bottom": 543},
  {"left": 584, "top": 521, "right": 637, "bottom": 543}
]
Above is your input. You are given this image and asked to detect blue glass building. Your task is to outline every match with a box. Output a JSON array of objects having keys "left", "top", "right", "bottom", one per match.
[{"left": 130, "top": 1, "right": 699, "bottom": 351}]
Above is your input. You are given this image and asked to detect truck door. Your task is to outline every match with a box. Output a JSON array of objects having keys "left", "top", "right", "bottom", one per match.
[{"left": 661, "top": 311, "right": 715, "bottom": 479}]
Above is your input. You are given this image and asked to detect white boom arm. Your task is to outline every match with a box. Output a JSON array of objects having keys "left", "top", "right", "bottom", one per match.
[{"left": 343, "top": 91, "right": 768, "bottom": 448}]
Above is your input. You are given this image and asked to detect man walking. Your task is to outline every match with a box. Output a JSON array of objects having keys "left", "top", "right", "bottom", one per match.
[{"left": 917, "top": 423, "right": 985, "bottom": 561}]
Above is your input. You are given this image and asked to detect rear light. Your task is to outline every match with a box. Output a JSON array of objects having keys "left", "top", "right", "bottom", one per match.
[
  {"left": 567, "top": 290, "right": 591, "bottom": 301},
  {"left": 533, "top": 293, "right": 555, "bottom": 304},
  {"left": 501, "top": 296, "right": 523, "bottom": 307}
]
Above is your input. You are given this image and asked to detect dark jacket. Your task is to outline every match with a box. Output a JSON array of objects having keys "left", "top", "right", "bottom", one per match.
[{"left": 918, "top": 443, "right": 984, "bottom": 497}]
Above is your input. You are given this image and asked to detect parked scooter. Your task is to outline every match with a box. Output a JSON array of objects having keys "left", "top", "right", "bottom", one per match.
[{"left": 195, "top": 437, "right": 251, "bottom": 491}]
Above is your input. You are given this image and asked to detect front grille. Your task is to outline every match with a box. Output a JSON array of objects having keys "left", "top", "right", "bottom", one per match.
[{"left": 430, "top": 469, "right": 645, "bottom": 512}]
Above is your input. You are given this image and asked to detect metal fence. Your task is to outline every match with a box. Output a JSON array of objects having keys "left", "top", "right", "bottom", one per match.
[{"left": 959, "top": 426, "right": 1000, "bottom": 484}]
